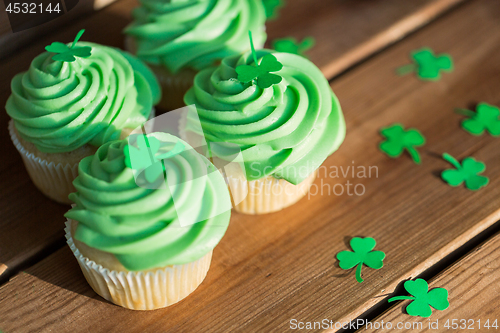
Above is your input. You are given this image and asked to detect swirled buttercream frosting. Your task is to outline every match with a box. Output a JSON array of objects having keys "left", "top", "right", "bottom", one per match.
[
  {"left": 6, "top": 42, "right": 161, "bottom": 153},
  {"left": 183, "top": 50, "right": 346, "bottom": 185},
  {"left": 65, "top": 133, "right": 231, "bottom": 271},
  {"left": 124, "top": 0, "right": 267, "bottom": 73}
]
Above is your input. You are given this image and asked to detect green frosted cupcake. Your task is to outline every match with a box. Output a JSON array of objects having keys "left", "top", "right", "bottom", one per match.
[
  {"left": 65, "top": 133, "right": 231, "bottom": 310},
  {"left": 182, "top": 45, "right": 346, "bottom": 214},
  {"left": 124, "top": 0, "right": 267, "bottom": 111},
  {"left": 6, "top": 30, "right": 161, "bottom": 204}
]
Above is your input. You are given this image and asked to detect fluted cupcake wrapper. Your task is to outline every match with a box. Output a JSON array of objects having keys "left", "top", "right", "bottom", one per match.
[
  {"left": 226, "top": 171, "right": 317, "bottom": 215},
  {"left": 9, "top": 109, "right": 156, "bottom": 204},
  {"left": 9, "top": 120, "right": 80, "bottom": 204},
  {"left": 65, "top": 220, "right": 212, "bottom": 310},
  {"left": 179, "top": 117, "right": 317, "bottom": 214},
  {"left": 125, "top": 36, "right": 195, "bottom": 112}
]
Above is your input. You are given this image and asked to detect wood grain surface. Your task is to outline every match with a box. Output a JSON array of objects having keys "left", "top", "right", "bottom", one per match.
[
  {"left": 0, "top": 0, "right": 465, "bottom": 282},
  {"left": 1, "top": 0, "right": 500, "bottom": 332},
  {"left": 359, "top": 232, "right": 500, "bottom": 332},
  {"left": 269, "top": 0, "right": 466, "bottom": 78}
]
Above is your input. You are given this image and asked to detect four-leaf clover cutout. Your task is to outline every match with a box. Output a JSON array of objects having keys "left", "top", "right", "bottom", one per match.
[
  {"left": 45, "top": 29, "right": 91, "bottom": 62},
  {"left": 124, "top": 134, "right": 184, "bottom": 184},
  {"left": 388, "top": 279, "right": 449, "bottom": 317},
  {"left": 397, "top": 48, "right": 453, "bottom": 81},
  {"left": 236, "top": 31, "right": 283, "bottom": 89},
  {"left": 456, "top": 103, "right": 500, "bottom": 136},
  {"left": 379, "top": 124, "right": 426, "bottom": 164},
  {"left": 337, "top": 237, "right": 385, "bottom": 283},
  {"left": 441, "top": 153, "right": 488, "bottom": 191},
  {"left": 272, "top": 37, "right": 315, "bottom": 57}
]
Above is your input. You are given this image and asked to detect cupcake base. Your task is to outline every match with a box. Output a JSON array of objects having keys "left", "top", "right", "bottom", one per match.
[
  {"left": 226, "top": 171, "right": 317, "bottom": 215},
  {"left": 9, "top": 109, "right": 155, "bottom": 205},
  {"left": 65, "top": 220, "right": 212, "bottom": 310},
  {"left": 125, "top": 36, "right": 196, "bottom": 112},
  {"left": 178, "top": 121, "right": 317, "bottom": 215},
  {"left": 9, "top": 120, "right": 95, "bottom": 204}
]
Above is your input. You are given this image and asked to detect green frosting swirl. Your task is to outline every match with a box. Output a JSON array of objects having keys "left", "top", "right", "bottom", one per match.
[
  {"left": 6, "top": 42, "right": 161, "bottom": 153},
  {"left": 183, "top": 50, "right": 346, "bottom": 185},
  {"left": 65, "top": 133, "right": 231, "bottom": 271},
  {"left": 124, "top": 0, "right": 267, "bottom": 73}
]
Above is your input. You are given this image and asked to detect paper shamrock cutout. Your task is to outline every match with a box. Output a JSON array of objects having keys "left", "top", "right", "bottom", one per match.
[
  {"left": 379, "top": 124, "right": 425, "bottom": 164},
  {"left": 262, "top": 0, "right": 284, "bottom": 19},
  {"left": 388, "top": 279, "right": 449, "bottom": 317},
  {"left": 45, "top": 29, "right": 91, "bottom": 62},
  {"left": 272, "top": 37, "right": 315, "bottom": 57},
  {"left": 236, "top": 31, "right": 283, "bottom": 89},
  {"left": 124, "top": 134, "right": 184, "bottom": 183},
  {"left": 337, "top": 237, "right": 385, "bottom": 283},
  {"left": 441, "top": 153, "right": 488, "bottom": 191},
  {"left": 455, "top": 103, "right": 500, "bottom": 136},
  {"left": 397, "top": 48, "right": 453, "bottom": 81}
]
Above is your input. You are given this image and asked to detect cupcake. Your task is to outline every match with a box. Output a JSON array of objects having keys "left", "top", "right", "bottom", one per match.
[
  {"left": 65, "top": 133, "right": 231, "bottom": 310},
  {"left": 6, "top": 30, "right": 161, "bottom": 204},
  {"left": 124, "top": 0, "right": 267, "bottom": 111},
  {"left": 182, "top": 41, "right": 346, "bottom": 214}
]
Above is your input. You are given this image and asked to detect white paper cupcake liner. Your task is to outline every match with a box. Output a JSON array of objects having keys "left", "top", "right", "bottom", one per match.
[
  {"left": 126, "top": 36, "right": 195, "bottom": 111},
  {"left": 65, "top": 220, "right": 212, "bottom": 310},
  {"left": 179, "top": 119, "right": 317, "bottom": 214},
  {"left": 9, "top": 120, "right": 80, "bottom": 204},
  {"left": 9, "top": 110, "right": 156, "bottom": 204},
  {"left": 226, "top": 171, "right": 317, "bottom": 215}
]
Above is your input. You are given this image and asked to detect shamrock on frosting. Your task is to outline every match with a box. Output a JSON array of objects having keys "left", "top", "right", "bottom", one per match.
[
  {"left": 388, "top": 279, "right": 449, "bottom": 317},
  {"left": 397, "top": 48, "right": 453, "bottom": 81},
  {"left": 379, "top": 124, "right": 426, "bottom": 164},
  {"left": 124, "top": 134, "right": 184, "bottom": 184},
  {"left": 45, "top": 29, "right": 91, "bottom": 62},
  {"left": 236, "top": 31, "right": 283, "bottom": 89},
  {"left": 456, "top": 103, "right": 500, "bottom": 136},
  {"left": 441, "top": 153, "right": 488, "bottom": 191},
  {"left": 262, "top": 0, "right": 285, "bottom": 19},
  {"left": 337, "top": 237, "right": 385, "bottom": 283},
  {"left": 272, "top": 37, "right": 315, "bottom": 57}
]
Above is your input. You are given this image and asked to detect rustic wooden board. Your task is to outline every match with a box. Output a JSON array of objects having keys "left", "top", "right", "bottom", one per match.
[
  {"left": 359, "top": 232, "right": 500, "bottom": 332},
  {"left": 0, "top": 0, "right": 465, "bottom": 281},
  {"left": 266, "top": 0, "right": 466, "bottom": 78},
  {"left": 1, "top": 0, "right": 500, "bottom": 332}
]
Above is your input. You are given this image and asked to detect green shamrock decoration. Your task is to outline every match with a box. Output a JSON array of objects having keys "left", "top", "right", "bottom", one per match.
[
  {"left": 262, "top": 0, "right": 284, "bottom": 19},
  {"left": 337, "top": 237, "right": 385, "bottom": 283},
  {"left": 379, "top": 124, "right": 425, "bottom": 164},
  {"left": 388, "top": 279, "right": 449, "bottom": 317},
  {"left": 236, "top": 31, "right": 283, "bottom": 89},
  {"left": 124, "top": 134, "right": 184, "bottom": 183},
  {"left": 441, "top": 153, "right": 488, "bottom": 191},
  {"left": 45, "top": 29, "right": 91, "bottom": 63},
  {"left": 455, "top": 103, "right": 500, "bottom": 136},
  {"left": 397, "top": 48, "right": 453, "bottom": 81},
  {"left": 272, "top": 37, "right": 315, "bottom": 57}
]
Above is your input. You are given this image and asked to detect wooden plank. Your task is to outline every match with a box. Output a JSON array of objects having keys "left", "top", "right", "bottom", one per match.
[
  {"left": 266, "top": 0, "right": 466, "bottom": 78},
  {"left": 1, "top": 0, "right": 500, "bottom": 331},
  {"left": 0, "top": 0, "right": 465, "bottom": 281},
  {"left": 359, "top": 232, "right": 500, "bottom": 332}
]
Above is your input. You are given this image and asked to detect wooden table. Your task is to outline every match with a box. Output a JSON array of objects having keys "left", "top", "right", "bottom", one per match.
[{"left": 1, "top": 0, "right": 500, "bottom": 332}]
